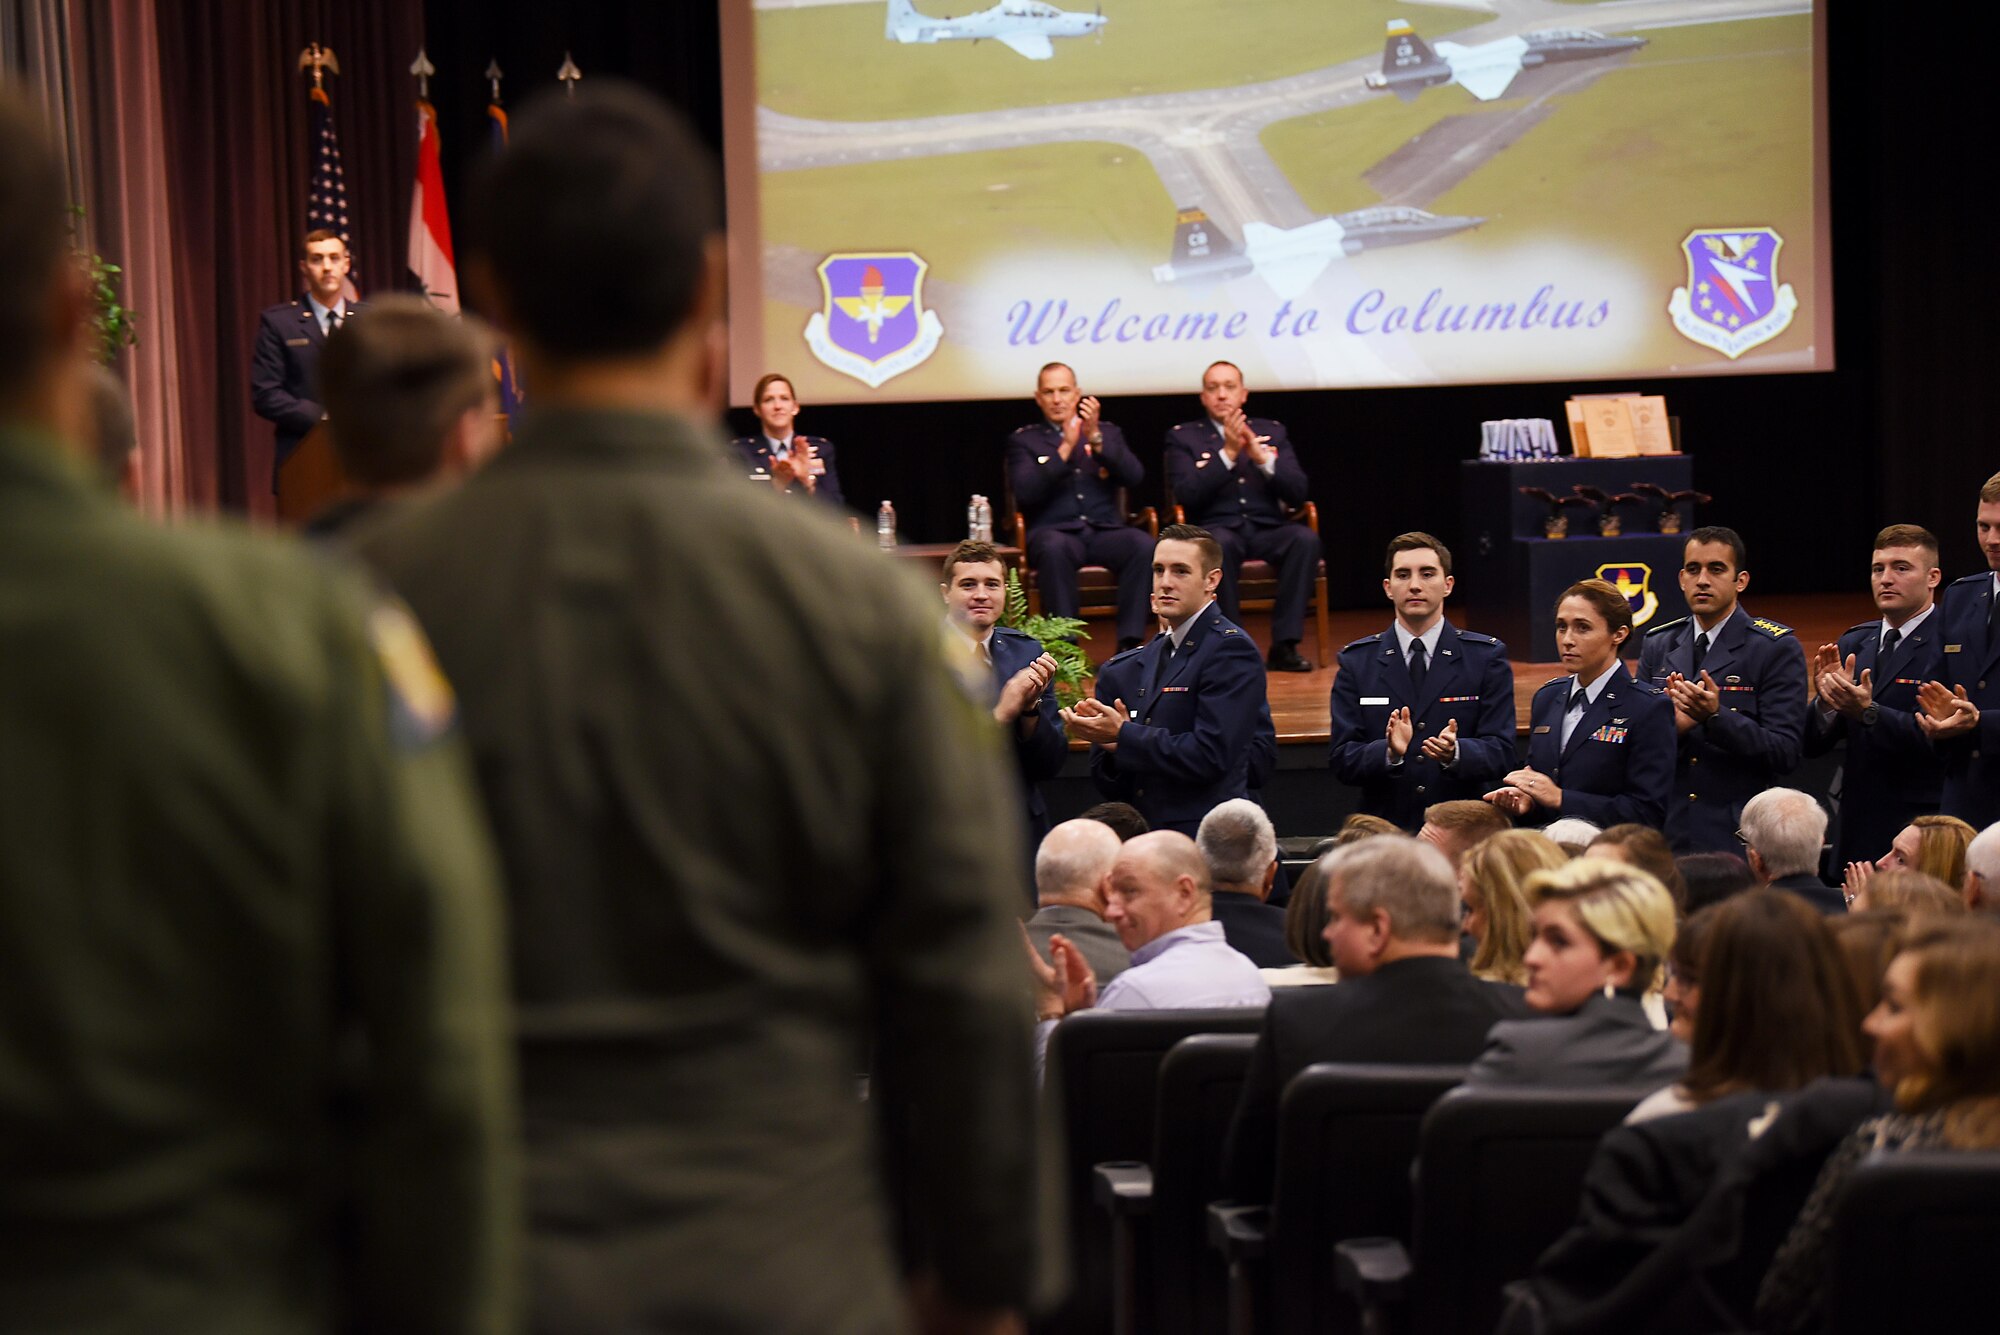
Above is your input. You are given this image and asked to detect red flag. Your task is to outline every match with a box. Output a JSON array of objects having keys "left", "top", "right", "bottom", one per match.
[{"left": 408, "top": 99, "right": 458, "bottom": 313}]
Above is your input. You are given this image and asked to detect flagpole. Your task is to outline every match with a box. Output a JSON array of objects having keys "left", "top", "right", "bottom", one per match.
[{"left": 407, "top": 47, "right": 459, "bottom": 315}]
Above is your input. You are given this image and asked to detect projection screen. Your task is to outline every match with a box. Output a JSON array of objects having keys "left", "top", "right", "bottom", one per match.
[{"left": 720, "top": 0, "right": 1832, "bottom": 404}]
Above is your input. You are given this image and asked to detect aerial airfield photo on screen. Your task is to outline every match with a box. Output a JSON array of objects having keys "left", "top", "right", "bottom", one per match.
[{"left": 737, "top": 0, "right": 1824, "bottom": 402}]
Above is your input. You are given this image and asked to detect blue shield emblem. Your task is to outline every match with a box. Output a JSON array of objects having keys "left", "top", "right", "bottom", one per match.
[
  {"left": 1596, "top": 562, "right": 1660, "bottom": 627},
  {"left": 803, "top": 252, "right": 944, "bottom": 388},
  {"left": 1667, "top": 227, "right": 1797, "bottom": 360}
]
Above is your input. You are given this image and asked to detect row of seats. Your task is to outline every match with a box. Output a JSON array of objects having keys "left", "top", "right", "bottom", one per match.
[{"left": 1039, "top": 1008, "right": 2000, "bottom": 1335}]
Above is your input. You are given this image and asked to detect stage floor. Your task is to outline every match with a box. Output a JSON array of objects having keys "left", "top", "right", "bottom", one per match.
[{"left": 1079, "top": 593, "right": 1875, "bottom": 745}]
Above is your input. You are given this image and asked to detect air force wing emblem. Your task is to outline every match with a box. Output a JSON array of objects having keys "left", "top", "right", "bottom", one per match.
[
  {"left": 1597, "top": 562, "right": 1660, "bottom": 627},
  {"left": 804, "top": 253, "right": 945, "bottom": 388},
  {"left": 1667, "top": 227, "right": 1798, "bottom": 359}
]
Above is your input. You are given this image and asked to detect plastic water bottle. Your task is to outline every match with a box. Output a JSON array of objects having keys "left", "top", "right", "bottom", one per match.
[
  {"left": 976, "top": 495, "right": 993, "bottom": 543},
  {"left": 967, "top": 495, "right": 981, "bottom": 541},
  {"left": 877, "top": 500, "right": 896, "bottom": 551}
]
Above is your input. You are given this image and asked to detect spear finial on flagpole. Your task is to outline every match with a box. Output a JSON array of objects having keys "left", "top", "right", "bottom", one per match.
[
  {"left": 410, "top": 48, "right": 436, "bottom": 101},
  {"left": 485, "top": 59, "right": 504, "bottom": 104},
  {"left": 557, "top": 52, "right": 582, "bottom": 99},
  {"left": 298, "top": 42, "right": 340, "bottom": 93}
]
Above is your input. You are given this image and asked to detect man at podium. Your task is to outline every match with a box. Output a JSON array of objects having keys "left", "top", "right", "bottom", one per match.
[{"left": 250, "top": 229, "right": 358, "bottom": 490}]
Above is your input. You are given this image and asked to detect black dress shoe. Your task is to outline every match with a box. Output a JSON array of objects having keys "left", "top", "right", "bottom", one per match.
[{"left": 1267, "top": 641, "right": 1311, "bottom": 673}]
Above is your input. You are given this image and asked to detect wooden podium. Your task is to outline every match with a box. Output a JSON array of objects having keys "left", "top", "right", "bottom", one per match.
[{"left": 277, "top": 424, "right": 349, "bottom": 525}]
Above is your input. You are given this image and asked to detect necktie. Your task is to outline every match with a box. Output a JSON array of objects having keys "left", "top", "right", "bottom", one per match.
[
  {"left": 1408, "top": 639, "right": 1428, "bottom": 692},
  {"left": 1692, "top": 632, "right": 1709, "bottom": 674},
  {"left": 1881, "top": 627, "right": 1901, "bottom": 661},
  {"left": 978, "top": 637, "right": 993, "bottom": 669},
  {"left": 1569, "top": 687, "right": 1588, "bottom": 715}
]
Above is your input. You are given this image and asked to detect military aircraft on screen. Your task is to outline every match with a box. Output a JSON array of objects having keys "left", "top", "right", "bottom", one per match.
[
  {"left": 884, "top": 0, "right": 1106, "bottom": 61},
  {"left": 1365, "top": 18, "right": 1646, "bottom": 102},
  {"left": 1152, "top": 205, "right": 1485, "bottom": 297}
]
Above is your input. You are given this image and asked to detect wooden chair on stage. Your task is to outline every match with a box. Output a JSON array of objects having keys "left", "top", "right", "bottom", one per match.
[
  {"left": 999, "top": 470, "right": 1157, "bottom": 620},
  {"left": 1163, "top": 479, "right": 1331, "bottom": 664}
]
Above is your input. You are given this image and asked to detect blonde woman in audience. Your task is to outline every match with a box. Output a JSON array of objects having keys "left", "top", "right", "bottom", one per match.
[
  {"left": 1459, "top": 829, "right": 1566, "bottom": 986},
  {"left": 1845, "top": 813, "right": 1976, "bottom": 904},
  {"left": 1467, "top": 858, "right": 1685, "bottom": 1088}
]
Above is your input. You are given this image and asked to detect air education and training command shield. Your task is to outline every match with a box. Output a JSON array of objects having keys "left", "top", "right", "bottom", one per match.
[
  {"left": 1667, "top": 227, "right": 1798, "bottom": 360},
  {"left": 1598, "top": 562, "right": 1660, "bottom": 628},
  {"left": 804, "top": 253, "right": 944, "bottom": 389}
]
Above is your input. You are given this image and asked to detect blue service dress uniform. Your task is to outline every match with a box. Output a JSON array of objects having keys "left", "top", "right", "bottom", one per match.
[
  {"left": 1932, "top": 572, "right": 2000, "bottom": 826},
  {"left": 1522, "top": 666, "right": 1676, "bottom": 830},
  {"left": 728, "top": 433, "right": 845, "bottom": 508},
  {"left": 1637, "top": 609, "right": 1809, "bottom": 852},
  {"left": 1162, "top": 417, "right": 1321, "bottom": 646},
  {"left": 1005, "top": 420, "right": 1153, "bottom": 644},
  {"left": 1328, "top": 621, "right": 1519, "bottom": 830},
  {"left": 1087, "top": 604, "right": 1270, "bottom": 836},
  {"left": 1802, "top": 616, "right": 1945, "bottom": 867},
  {"left": 249, "top": 297, "right": 357, "bottom": 486},
  {"left": 987, "top": 623, "right": 1067, "bottom": 844}
]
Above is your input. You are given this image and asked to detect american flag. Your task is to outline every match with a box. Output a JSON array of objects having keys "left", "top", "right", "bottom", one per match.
[{"left": 307, "top": 83, "right": 358, "bottom": 302}]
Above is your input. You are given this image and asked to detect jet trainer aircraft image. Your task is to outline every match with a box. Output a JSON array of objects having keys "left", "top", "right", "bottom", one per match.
[
  {"left": 1153, "top": 205, "right": 1486, "bottom": 297},
  {"left": 884, "top": 0, "right": 1107, "bottom": 62},
  {"left": 1365, "top": 18, "right": 1646, "bottom": 102}
]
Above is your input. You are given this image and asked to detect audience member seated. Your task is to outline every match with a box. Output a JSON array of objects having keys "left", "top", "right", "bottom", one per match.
[
  {"left": 1468, "top": 858, "right": 1687, "bottom": 1089},
  {"left": 1845, "top": 813, "right": 1976, "bottom": 906},
  {"left": 1460, "top": 829, "right": 1567, "bottom": 986},
  {"left": 1661, "top": 904, "right": 1719, "bottom": 1043},
  {"left": 1332, "top": 812, "right": 1400, "bottom": 846},
  {"left": 1543, "top": 816, "right": 1603, "bottom": 856},
  {"left": 1268, "top": 857, "right": 1340, "bottom": 987},
  {"left": 1965, "top": 821, "right": 2000, "bottom": 912},
  {"left": 1737, "top": 788, "right": 1843, "bottom": 914},
  {"left": 1196, "top": 799, "right": 1292, "bottom": 968},
  {"left": 1850, "top": 867, "right": 1966, "bottom": 917},
  {"left": 1023, "top": 819, "right": 1131, "bottom": 988},
  {"left": 1222, "top": 836, "right": 1532, "bottom": 1201},
  {"left": 1026, "top": 831, "right": 1269, "bottom": 1069},
  {"left": 1079, "top": 800, "right": 1148, "bottom": 841},
  {"left": 1756, "top": 919, "right": 2000, "bottom": 1334},
  {"left": 1417, "top": 798, "right": 1511, "bottom": 869},
  {"left": 1589, "top": 824, "right": 1690, "bottom": 912},
  {"left": 1828, "top": 912, "right": 1908, "bottom": 1057},
  {"left": 1678, "top": 850, "right": 1758, "bottom": 913},
  {"left": 1627, "top": 890, "right": 1865, "bottom": 1123}
]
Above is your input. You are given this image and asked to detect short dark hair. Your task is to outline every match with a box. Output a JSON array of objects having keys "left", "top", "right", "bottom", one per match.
[
  {"left": 1036, "top": 361, "right": 1074, "bottom": 384},
  {"left": 1873, "top": 524, "right": 1939, "bottom": 564},
  {"left": 0, "top": 93, "right": 71, "bottom": 402},
  {"left": 300, "top": 228, "right": 347, "bottom": 258},
  {"left": 466, "top": 83, "right": 720, "bottom": 360},
  {"left": 1557, "top": 578, "right": 1634, "bottom": 637},
  {"left": 321, "top": 295, "right": 496, "bottom": 487},
  {"left": 1384, "top": 531, "right": 1452, "bottom": 578},
  {"left": 941, "top": 540, "right": 1005, "bottom": 584},
  {"left": 751, "top": 373, "right": 795, "bottom": 407},
  {"left": 1202, "top": 360, "right": 1242, "bottom": 382},
  {"left": 1590, "top": 824, "right": 1688, "bottom": 913},
  {"left": 1684, "top": 525, "right": 1746, "bottom": 571},
  {"left": 1157, "top": 522, "right": 1222, "bottom": 574},
  {"left": 1677, "top": 851, "right": 1757, "bottom": 914},
  {"left": 1079, "top": 802, "right": 1148, "bottom": 841}
]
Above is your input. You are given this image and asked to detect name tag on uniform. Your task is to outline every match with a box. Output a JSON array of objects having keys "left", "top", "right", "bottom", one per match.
[
  {"left": 286, "top": 337, "right": 310, "bottom": 346},
  {"left": 1533, "top": 725, "right": 1551, "bottom": 734},
  {"left": 1360, "top": 696, "right": 1391, "bottom": 706},
  {"left": 1589, "top": 724, "right": 1629, "bottom": 744},
  {"left": 1946, "top": 645, "right": 1963, "bottom": 653}
]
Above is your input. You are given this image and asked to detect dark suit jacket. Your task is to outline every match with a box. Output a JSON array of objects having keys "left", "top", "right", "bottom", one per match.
[
  {"left": 1803, "top": 616, "right": 1944, "bottom": 867},
  {"left": 1768, "top": 871, "right": 1845, "bottom": 916},
  {"left": 250, "top": 298, "right": 352, "bottom": 480},
  {"left": 1329, "top": 621, "right": 1518, "bottom": 828},
  {"left": 1469, "top": 992, "right": 1687, "bottom": 1090},
  {"left": 1933, "top": 572, "right": 2000, "bottom": 826},
  {"left": 1089, "top": 603, "right": 1269, "bottom": 835},
  {"left": 1005, "top": 420, "right": 1143, "bottom": 532},
  {"left": 1222, "top": 954, "right": 1531, "bottom": 1200},
  {"left": 989, "top": 624, "right": 1066, "bottom": 841},
  {"left": 1210, "top": 890, "right": 1292, "bottom": 969},
  {"left": 1161, "top": 417, "right": 1307, "bottom": 529},
  {"left": 726, "top": 434, "right": 845, "bottom": 508},
  {"left": 1523, "top": 665, "right": 1676, "bottom": 830},
  {"left": 1637, "top": 608, "right": 1809, "bottom": 852}
]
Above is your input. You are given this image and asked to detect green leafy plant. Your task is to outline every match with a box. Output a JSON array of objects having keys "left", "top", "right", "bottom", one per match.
[
  {"left": 1002, "top": 567, "right": 1092, "bottom": 709},
  {"left": 69, "top": 205, "right": 137, "bottom": 364}
]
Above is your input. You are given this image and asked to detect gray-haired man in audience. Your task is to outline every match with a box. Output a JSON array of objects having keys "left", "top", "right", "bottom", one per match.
[
  {"left": 1024, "top": 819, "right": 1131, "bottom": 986},
  {"left": 1197, "top": 799, "right": 1292, "bottom": 968},
  {"left": 1738, "top": 788, "right": 1843, "bottom": 913},
  {"left": 1964, "top": 822, "right": 2000, "bottom": 913}
]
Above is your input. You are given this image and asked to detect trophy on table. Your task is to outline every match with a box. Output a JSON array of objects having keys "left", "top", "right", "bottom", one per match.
[
  {"left": 1519, "top": 487, "right": 1598, "bottom": 540},
  {"left": 1631, "top": 482, "right": 1712, "bottom": 535}
]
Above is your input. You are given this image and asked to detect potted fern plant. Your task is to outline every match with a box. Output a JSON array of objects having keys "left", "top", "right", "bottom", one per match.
[{"left": 1001, "top": 568, "right": 1092, "bottom": 709}]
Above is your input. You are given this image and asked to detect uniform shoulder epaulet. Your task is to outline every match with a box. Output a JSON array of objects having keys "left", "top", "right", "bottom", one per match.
[
  {"left": 1645, "top": 616, "right": 1688, "bottom": 636},
  {"left": 1171, "top": 419, "right": 1203, "bottom": 433},
  {"left": 1456, "top": 630, "right": 1498, "bottom": 646},
  {"left": 1748, "top": 616, "right": 1793, "bottom": 639},
  {"left": 1536, "top": 674, "right": 1572, "bottom": 693},
  {"left": 1102, "top": 643, "right": 1146, "bottom": 667},
  {"left": 1845, "top": 620, "right": 1877, "bottom": 635},
  {"left": 1011, "top": 423, "right": 1042, "bottom": 436},
  {"left": 1952, "top": 571, "right": 1990, "bottom": 586},
  {"left": 1342, "top": 631, "right": 1384, "bottom": 651},
  {"left": 991, "top": 624, "right": 1031, "bottom": 643},
  {"left": 1625, "top": 676, "right": 1665, "bottom": 695}
]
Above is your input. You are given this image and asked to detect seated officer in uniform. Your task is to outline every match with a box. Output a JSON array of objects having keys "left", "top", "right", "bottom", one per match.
[
  {"left": 1163, "top": 361, "right": 1320, "bottom": 672},
  {"left": 1005, "top": 362, "right": 1153, "bottom": 651},
  {"left": 728, "top": 371, "right": 844, "bottom": 507},
  {"left": 1330, "top": 532, "right": 1517, "bottom": 829},
  {"left": 1805, "top": 524, "right": 1945, "bottom": 869},
  {"left": 1636, "top": 526, "right": 1809, "bottom": 853},
  {"left": 1488, "top": 579, "right": 1676, "bottom": 830},
  {"left": 1064, "top": 524, "right": 1270, "bottom": 836},
  {"left": 1918, "top": 470, "right": 2000, "bottom": 826},
  {"left": 941, "top": 539, "right": 1065, "bottom": 846}
]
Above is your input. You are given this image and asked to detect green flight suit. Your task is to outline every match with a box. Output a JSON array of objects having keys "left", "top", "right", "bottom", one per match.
[
  {"left": 0, "top": 426, "right": 520, "bottom": 1334},
  {"left": 351, "top": 408, "right": 1039, "bottom": 1333}
]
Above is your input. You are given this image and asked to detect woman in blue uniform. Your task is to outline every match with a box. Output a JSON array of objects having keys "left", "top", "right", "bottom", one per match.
[
  {"left": 729, "top": 372, "right": 845, "bottom": 507},
  {"left": 1486, "top": 579, "right": 1675, "bottom": 830}
]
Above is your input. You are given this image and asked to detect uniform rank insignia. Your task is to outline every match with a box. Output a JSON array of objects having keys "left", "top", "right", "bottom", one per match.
[
  {"left": 1036, "top": 455, "right": 1050, "bottom": 464},
  {"left": 370, "top": 600, "right": 456, "bottom": 747},
  {"left": 1589, "top": 724, "right": 1629, "bottom": 744},
  {"left": 1750, "top": 618, "right": 1792, "bottom": 638},
  {"left": 1196, "top": 458, "right": 1210, "bottom": 468}
]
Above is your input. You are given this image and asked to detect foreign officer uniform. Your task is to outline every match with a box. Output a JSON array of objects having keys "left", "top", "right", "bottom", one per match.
[
  {"left": 1005, "top": 419, "right": 1153, "bottom": 645},
  {"left": 249, "top": 294, "right": 357, "bottom": 487},
  {"left": 980, "top": 621, "right": 1068, "bottom": 845},
  {"left": 1802, "top": 605, "right": 1944, "bottom": 867},
  {"left": 1638, "top": 607, "right": 1809, "bottom": 853},
  {"left": 1933, "top": 571, "right": 2000, "bottom": 826},
  {"left": 1163, "top": 416, "right": 1320, "bottom": 658},
  {"left": 1522, "top": 661, "right": 1676, "bottom": 830},
  {"left": 1328, "top": 619, "right": 1518, "bottom": 830},
  {"left": 1088, "top": 600, "right": 1269, "bottom": 835},
  {"left": 728, "top": 432, "right": 846, "bottom": 508}
]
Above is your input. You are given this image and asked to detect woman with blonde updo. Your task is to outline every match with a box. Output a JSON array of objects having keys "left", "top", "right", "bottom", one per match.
[{"left": 1458, "top": 829, "right": 1567, "bottom": 986}]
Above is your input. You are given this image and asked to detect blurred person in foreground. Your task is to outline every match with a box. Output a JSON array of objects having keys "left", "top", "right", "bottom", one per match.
[{"left": 350, "top": 84, "right": 1037, "bottom": 1334}]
